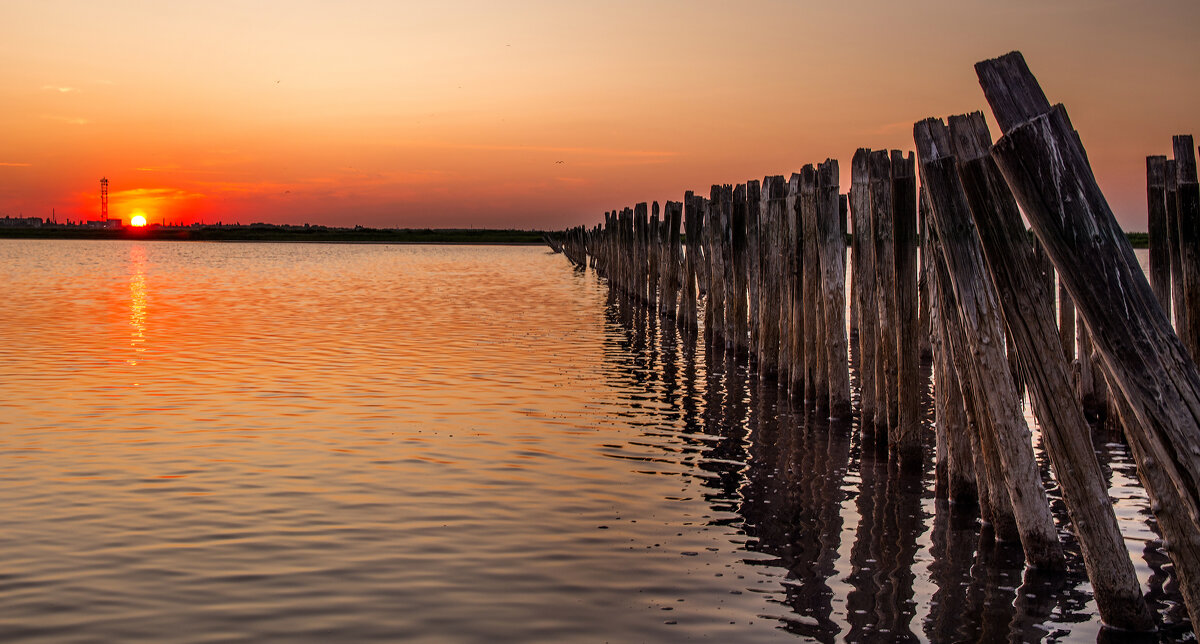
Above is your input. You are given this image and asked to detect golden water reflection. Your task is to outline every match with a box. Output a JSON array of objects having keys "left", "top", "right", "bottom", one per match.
[{"left": 127, "top": 244, "right": 148, "bottom": 366}]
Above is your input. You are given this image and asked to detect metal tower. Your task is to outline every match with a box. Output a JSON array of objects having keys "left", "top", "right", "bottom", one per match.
[{"left": 100, "top": 177, "right": 109, "bottom": 221}]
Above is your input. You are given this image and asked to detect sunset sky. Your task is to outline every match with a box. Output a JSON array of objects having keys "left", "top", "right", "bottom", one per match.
[{"left": 2, "top": 1, "right": 1197, "bottom": 230}]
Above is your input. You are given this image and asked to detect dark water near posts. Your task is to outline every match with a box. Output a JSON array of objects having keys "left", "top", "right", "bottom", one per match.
[{"left": 0, "top": 240, "right": 1193, "bottom": 642}]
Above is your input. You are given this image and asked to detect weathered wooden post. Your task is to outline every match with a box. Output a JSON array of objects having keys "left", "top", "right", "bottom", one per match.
[
  {"left": 851, "top": 150, "right": 880, "bottom": 439},
  {"left": 782, "top": 174, "right": 800, "bottom": 391},
  {"left": 977, "top": 50, "right": 1200, "bottom": 618},
  {"left": 649, "top": 202, "right": 661, "bottom": 312},
  {"left": 927, "top": 218, "right": 1012, "bottom": 535},
  {"left": 1176, "top": 136, "right": 1200, "bottom": 359},
  {"left": 818, "top": 160, "right": 852, "bottom": 418},
  {"left": 746, "top": 180, "right": 762, "bottom": 360},
  {"left": 915, "top": 116, "right": 1064, "bottom": 570},
  {"left": 950, "top": 111, "right": 1153, "bottom": 629},
  {"left": 682, "top": 196, "right": 700, "bottom": 333},
  {"left": 663, "top": 201, "right": 683, "bottom": 319},
  {"left": 800, "top": 168, "right": 824, "bottom": 407},
  {"left": 1148, "top": 155, "right": 1172, "bottom": 312},
  {"left": 758, "top": 176, "right": 786, "bottom": 376},
  {"left": 731, "top": 185, "right": 749, "bottom": 352},
  {"left": 893, "top": 151, "right": 922, "bottom": 462},
  {"left": 925, "top": 191, "right": 977, "bottom": 506},
  {"left": 1168, "top": 160, "right": 1185, "bottom": 332},
  {"left": 1058, "top": 278, "right": 1074, "bottom": 362},
  {"left": 790, "top": 173, "right": 808, "bottom": 399},
  {"left": 635, "top": 202, "right": 648, "bottom": 306},
  {"left": 918, "top": 204, "right": 934, "bottom": 362},
  {"left": 710, "top": 185, "right": 733, "bottom": 347},
  {"left": 870, "top": 151, "right": 898, "bottom": 432}
]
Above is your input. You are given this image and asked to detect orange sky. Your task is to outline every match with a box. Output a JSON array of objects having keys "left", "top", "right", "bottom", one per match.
[{"left": 1, "top": 1, "right": 1197, "bottom": 230}]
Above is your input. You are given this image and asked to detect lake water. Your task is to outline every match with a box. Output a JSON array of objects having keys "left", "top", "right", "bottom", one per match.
[{"left": 0, "top": 240, "right": 1192, "bottom": 642}]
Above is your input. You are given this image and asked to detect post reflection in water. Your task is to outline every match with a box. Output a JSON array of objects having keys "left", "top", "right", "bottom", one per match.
[{"left": 597, "top": 284, "right": 1188, "bottom": 642}]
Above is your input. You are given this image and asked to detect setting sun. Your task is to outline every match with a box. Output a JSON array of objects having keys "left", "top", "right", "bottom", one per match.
[{"left": 130, "top": 213, "right": 147, "bottom": 227}]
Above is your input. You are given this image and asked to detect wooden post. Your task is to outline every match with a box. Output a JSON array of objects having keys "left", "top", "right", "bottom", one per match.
[
  {"left": 893, "top": 150, "right": 922, "bottom": 463},
  {"left": 818, "top": 160, "right": 851, "bottom": 418},
  {"left": 682, "top": 196, "right": 700, "bottom": 333},
  {"left": 1175, "top": 135, "right": 1200, "bottom": 360},
  {"left": 915, "top": 115, "right": 1064, "bottom": 570},
  {"left": 1058, "top": 277, "right": 1074, "bottom": 362},
  {"left": 635, "top": 202, "right": 648, "bottom": 306},
  {"left": 851, "top": 150, "right": 880, "bottom": 440},
  {"left": 977, "top": 51, "right": 1200, "bottom": 617},
  {"left": 1168, "top": 160, "right": 1185, "bottom": 332},
  {"left": 870, "top": 151, "right": 897, "bottom": 432},
  {"left": 800, "top": 168, "right": 824, "bottom": 407},
  {"left": 950, "top": 111, "right": 1153, "bottom": 629},
  {"left": 700, "top": 196, "right": 723, "bottom": 339},
  {"left": 731, "top": 185, "right": 749, "bottom": 353},
  {"left": 791, "top": 173, "right": 808, "bottom": 400},
  {"left": 712, "top": 185, "right": 735, "bottom": 348},
  {"left": 649, "top": 202, "right": 660, "bottom": 312},
  {"left": 926, "top": 190, "right": 977, "bottom": 506},
  {"left": 928, "top": 218, "right": 1011, "bottom": 535},
  {"left": 1076, "top": 318, "right": 1097, "bottom": 415},
  {"left": 1148, "top": 155, "right": 1172, "bottom": 313},
  {"left": 746, "top": 180, "right": 762, "bottom": 361},
  {"left": 663, "top": 201, "right": 683, "bottom": 319},
  {"left": 758, "top": 176, "right": 786, "bottom": 376},
  {"left": 918, "top": 203, "right": 934, "bottom": 362},
  {"left": 781, "top": 174, "right": 800, "bottom": 391}
]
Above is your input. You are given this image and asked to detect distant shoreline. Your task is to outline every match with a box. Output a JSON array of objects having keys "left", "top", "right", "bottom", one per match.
[
  {"left": 0, "top": 226, "right": 1150, "bottom": 249},
  {"left": 0, "top": 226, "right": 548, "bottom": 245}
]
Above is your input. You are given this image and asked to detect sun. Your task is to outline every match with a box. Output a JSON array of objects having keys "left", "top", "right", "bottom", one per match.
[{"left": 130, "top": 212, "right": 148, "bottom": 227}]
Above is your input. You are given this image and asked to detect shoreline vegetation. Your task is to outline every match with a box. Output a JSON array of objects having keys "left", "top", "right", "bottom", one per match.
[
  {"left": 0, "top": 223, "right": 1152, "bottom": 247},
  {"left": 0, "top": 224, "right": 547, "bottom": 244}
]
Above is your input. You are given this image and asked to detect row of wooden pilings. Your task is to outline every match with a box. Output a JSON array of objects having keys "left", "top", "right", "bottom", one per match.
[{"left": 551, "top": 52, "right": 1200, "bottom": 633}]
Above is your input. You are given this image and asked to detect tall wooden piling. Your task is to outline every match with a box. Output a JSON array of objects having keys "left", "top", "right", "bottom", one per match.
[
  {"left": 977, "top": 50, "right": 1200, "bottom": 618},
  {"left": 711, "top": 185, "right": 735, "bottom": 348},
  {"left": 925, "top": 191, "right": 977, "bottom": 506},
  {"left": 918, "top": 205, "right": 934, "bottom": 362},
  {"left": 758, "top": 176, "right": 786, "bottom": 376},
  {"left": 949, "top": 111, "right": 1153, "bottom": 629},
  {"left": 682, "top": 195, "right": 700, "bottom": 333},
  {"left": 1175, "top": 136, "right": 1200, "bottom": 360},
  {"left": 731, "top": 185, "right": 749, "bottom": 352},
  {"left": 818, "top": 160, "right": 851, "bottom": 418},
  {"left": 851, "top": 150, "right": 880, "bottom": 439},
  {"left": 791, "top": 174, "right": 809, "bottom": 400},
  {"left": 1167, "top": 160, "right": 1185, "bottom": 332},
  {"left": 870, "top": 151, "right": 898, "bottom": 432},
  {"left": 662, "top": 201, "right": 683, "bottom": 319},
  {"left": 746, "top": 181, "right": 762, "bottom": 356},
  {"left": 782, "top": 170, "right": 801, "bottom": 390},
  {"left": 928, "top": 221, "right": 1011, "bottom": 535},
  {"left": 892, "top": 151, "right": 922, "bottom": 462},
  {"left": 1148, "top": 155, "right": 1172, "bottom": 313},
  {"left": 1058, "top": 278, "right": 1074, "bottom": 362},
  {"left": 800, "top": 167, "right": 824, "bottom": 407},
  {"left": 649, "top": 202, "right": 661, "bottom": 312},
  {"left": 915, "top": 116, "right": 1064, "bottom": 570}
]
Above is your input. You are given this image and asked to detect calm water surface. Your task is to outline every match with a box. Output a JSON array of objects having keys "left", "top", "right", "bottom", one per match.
[{"left": 0, "top": 240, "right": 1192, "bottom": 642}]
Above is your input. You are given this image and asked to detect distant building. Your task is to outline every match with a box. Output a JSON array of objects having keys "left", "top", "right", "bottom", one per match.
[
  {"left": 86, "top": 219, "right": 122, "bottom": 229},
  {"left": 0, "top": 216, "right": 43, "bottom": 228}
]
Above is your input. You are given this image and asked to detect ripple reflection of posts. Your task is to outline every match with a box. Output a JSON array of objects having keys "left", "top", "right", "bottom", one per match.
[
  {"left": 128, "top": 244, "right": 149, "bottom": 366},
  {"left": 741, "top": 376, "right": 852, "bottom": 642}
]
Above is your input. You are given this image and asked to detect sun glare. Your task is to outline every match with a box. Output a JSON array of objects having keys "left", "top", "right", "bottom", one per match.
[{"left": 130, "top": 213, "right": 147, "bottom": 227}]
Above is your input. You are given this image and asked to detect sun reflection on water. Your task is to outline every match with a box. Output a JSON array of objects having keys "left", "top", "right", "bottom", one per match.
[{"left": 128, "top": 244, "right": 148, "bottom": 366}]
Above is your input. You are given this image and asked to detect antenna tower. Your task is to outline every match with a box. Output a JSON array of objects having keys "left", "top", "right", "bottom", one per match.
[{"left": 100, "top": 177, "right": 109, "bottom": 221}]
